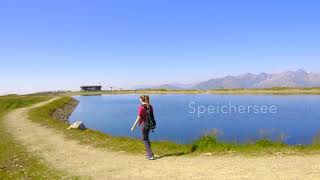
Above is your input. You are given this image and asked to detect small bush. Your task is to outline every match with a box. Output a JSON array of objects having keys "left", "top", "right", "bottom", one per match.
[
  {"left": 192, "top": 135, "right": 218, "bottom": 151},
  {"left": 255, "top": 139, "right": 274, "bottom": 147}
]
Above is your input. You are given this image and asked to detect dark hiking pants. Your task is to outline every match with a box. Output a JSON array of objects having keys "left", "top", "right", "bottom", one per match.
[{"left": 141, "top": 124, "right": 154, "bottom": 158}]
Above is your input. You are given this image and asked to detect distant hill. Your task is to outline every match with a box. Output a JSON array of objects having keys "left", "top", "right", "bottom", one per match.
[
  {"left": 133, "top": 70, "right": 320, "bottom": 90},
  {"left": 194, "top": 69, "right": 320, "bottom": 90}
]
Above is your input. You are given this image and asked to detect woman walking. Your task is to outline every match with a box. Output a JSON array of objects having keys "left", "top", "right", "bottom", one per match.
[{"left": 131, "top": 95, "right": 155, "bottom": 160}]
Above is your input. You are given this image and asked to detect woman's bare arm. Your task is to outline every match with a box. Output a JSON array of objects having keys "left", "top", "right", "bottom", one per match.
[{"left": 131, "top": 116, "right": 140, "bottom": 132}]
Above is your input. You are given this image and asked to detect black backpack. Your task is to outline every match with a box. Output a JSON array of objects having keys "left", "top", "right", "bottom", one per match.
[{"left": 145, "top": 105, "right": 156, "bottom": 132}]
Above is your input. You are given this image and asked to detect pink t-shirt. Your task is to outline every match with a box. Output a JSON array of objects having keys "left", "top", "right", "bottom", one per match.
[{"left": 138, "top": 105, "right": 153, "bottom": 126}]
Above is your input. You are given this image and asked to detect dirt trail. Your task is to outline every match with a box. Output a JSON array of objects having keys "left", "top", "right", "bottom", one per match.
[{"left": 4, "top": 99, "right": 320, "bottom": 179}]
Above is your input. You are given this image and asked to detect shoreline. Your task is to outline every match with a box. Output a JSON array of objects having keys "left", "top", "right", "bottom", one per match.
[
  {"left": 6, "top": 97, "right": 320, "bottom": 179},
  {"left": 52, "top": 98, "right": 78, "bottom": 123},
  {"left": 64, "top": 87, "right": 320, "bottom": 96},
  {"left": 29, "top": 96, "right": 320, "bottom": 156}
]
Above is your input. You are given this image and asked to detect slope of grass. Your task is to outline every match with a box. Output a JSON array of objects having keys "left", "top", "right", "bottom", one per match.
[
  {"left": 190, "top": 135, "right": 320, "bottom": 155},
  {"left": 29, "top": 97, "right": 320, "bottom": 156},
  {"left": 65, "top": 87, "right": 320, "bottom": 96},
  {"left": 0, "top": 95, "right": 79, "bottom": 179}
]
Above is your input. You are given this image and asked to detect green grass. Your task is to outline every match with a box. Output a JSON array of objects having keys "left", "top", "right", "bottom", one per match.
[
  {"left": 29, "top": 97, "right": 320, "bottom": 156},
  {"left": 189, "top": 132, "right": 320, "bottom": 156},
  {"left": 5, "top": 95, "right": 319, "bottom": 179},
  {"left": 64, "top": 87, "right": 320, "bottom": 96},
  {"left": 0, "top": 95, "right": 80, "bottom": 179},
  {"left": 29, "top": 97, "right": 191, "bottom": 156}
]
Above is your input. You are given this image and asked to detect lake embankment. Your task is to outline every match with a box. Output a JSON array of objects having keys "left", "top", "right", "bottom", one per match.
[
  {"left": 64, "top": 87, "right": 320, "bottom": 96},
  {"left": 28, "top": 96, "right": 320, "bottom": 155},
  {"left": 3, "top": 96, "right": 320, "bottom": 179},
  {"left": 52, "top": 98, "right": 78, "bottom": 122}
]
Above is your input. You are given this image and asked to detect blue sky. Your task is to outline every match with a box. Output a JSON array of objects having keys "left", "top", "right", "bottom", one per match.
[{"left": 1, "top": 0, "right": 320, "bottom": 94}]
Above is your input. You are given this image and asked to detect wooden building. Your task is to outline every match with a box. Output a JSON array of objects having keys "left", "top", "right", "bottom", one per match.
[{"left": 80, "top": 86, "right": 102, "bottom": 91}]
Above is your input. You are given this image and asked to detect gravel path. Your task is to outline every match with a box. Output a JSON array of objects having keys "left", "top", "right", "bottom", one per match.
[{"left": 4, "top": 98, "right": 320, "bottom": 179}]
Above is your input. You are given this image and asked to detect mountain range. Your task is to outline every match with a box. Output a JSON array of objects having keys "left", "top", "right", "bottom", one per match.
[{"left": 133, "top": 70, "right": 320, "bottom": 90}]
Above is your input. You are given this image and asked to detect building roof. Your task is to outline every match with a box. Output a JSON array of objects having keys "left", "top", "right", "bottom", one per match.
[{"left": 81, "top": 86, "right": 102, "bottom": 88}]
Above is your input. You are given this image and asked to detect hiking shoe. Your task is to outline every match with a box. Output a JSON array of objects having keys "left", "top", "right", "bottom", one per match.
[{"left": 148, "top": 156, "right": 155, "bottom": 160}]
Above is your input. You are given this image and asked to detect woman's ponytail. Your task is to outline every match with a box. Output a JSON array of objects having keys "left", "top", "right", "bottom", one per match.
[
  {"left": 140, "top": 95, "right": 150, "bottom": 107},
  {"left": 145, "top": 95, "right": 150, "bottom": 107}
]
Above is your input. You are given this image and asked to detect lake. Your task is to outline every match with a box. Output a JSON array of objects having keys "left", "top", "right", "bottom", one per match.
[{"left": 69, "top": 94, "right": 320, "bottom": 145}]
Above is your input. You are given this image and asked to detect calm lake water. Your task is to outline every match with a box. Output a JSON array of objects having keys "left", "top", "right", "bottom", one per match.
[{"left": 69, "top": 94, "right": 320, "bottom": 145}]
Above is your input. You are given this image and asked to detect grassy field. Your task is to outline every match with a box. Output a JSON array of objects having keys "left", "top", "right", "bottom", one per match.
[
  {"left": 0, "top": 95, "right": 80, "bottom": 179},
  {"left": 29, "top": 96, "right": 320, "bottom": 156},
  {"left": 1, "top": 94, "right": 320, "bottom": 179},
  {"left": 64, "top": 87, "right": 320, "bottom": 96}
]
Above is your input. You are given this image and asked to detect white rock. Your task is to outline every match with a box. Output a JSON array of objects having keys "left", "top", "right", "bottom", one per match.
[
  {"left": 68, "top": 121, "right": 86, "bottom": 130},
  {"left": 200, "top": 153, "right": 213, "bottom": 156}
]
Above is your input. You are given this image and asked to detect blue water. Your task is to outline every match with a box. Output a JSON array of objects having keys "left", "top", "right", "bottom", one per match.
[{"left": 69, "top": 94, "right": 320, "bottom": 145}]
